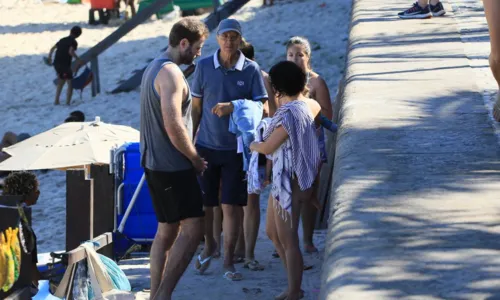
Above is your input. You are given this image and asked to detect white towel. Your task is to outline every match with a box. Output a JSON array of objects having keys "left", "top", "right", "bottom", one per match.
[{"left": 247, "top": 118, "right": 271, "bottom": 194}]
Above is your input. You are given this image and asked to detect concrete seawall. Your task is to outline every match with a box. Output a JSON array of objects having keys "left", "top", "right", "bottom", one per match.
[{"left": 320, "top": 0, "right": 500, "bottom": 299}]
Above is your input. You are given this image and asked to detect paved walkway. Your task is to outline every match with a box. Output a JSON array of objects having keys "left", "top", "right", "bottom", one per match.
[{"left": 320, "top": 0, "right": 500, "bottom": 299}]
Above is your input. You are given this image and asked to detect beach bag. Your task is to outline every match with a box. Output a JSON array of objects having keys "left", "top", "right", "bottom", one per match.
[
  {"left": 84, "top": 243, "right": 133, "bottom": 300},
  {"left": 98, "top": 255, "right": 131, "bottom": 292},
  {"left": 72, "top": 261, "right": 91, "bottom": 300},
  {"left": 55, "top": 243, "right": 133, "bottom": 300}
]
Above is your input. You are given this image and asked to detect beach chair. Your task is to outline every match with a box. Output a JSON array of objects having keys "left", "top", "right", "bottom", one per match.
[
  {"left": 51, "top": 66, "right": 94, "bottom": 100},
  {"left": 110, "top": 143, "right": 156, "bottom": 260},
  {"left": 72, "top": 66, "right": 94, "bottom": 100}
]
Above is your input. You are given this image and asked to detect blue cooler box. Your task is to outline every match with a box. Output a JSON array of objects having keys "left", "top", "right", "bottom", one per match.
[{"left": 116, "top": 143, "right": 157, "bottom": 242}]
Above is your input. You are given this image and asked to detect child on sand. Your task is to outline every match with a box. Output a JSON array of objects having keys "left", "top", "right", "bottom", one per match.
[
  {"left": 47, "top": 26, "right": 83, "bottom": 106},
  {"left": 2, "top": 172, "right": 43, "bottom": 292}
]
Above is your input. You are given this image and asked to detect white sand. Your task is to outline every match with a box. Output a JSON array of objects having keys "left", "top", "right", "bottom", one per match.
[
  {"left": 0, "top": 0, "right": 351, "bottom": 298},
  {"left": 122, "top": 186, "right": 328, "bottom": 300}
]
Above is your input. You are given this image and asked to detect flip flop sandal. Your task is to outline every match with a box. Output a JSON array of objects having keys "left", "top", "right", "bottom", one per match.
[
  {"left": 284, "top": 293, "right": 305, "bottom": 300},
  {"left": 304, "top": 245, "right": 318, "bottom": 254},
  {"left": 233, "top": 256, "right": 245, "bottom": 264},
  {"left": 243, "top": 259, "right": 265, "bottom": 271},
  {"left": 275, "top": 289, "right": 304, "bottom": 300},
  {"left": 195, "top": 254, "right": 212, "bottom": 275},
  {"left": 223, "top": 271, "right": 243, "bottom": 281}
]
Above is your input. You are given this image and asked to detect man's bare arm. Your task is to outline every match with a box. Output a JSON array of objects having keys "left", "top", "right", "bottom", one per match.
[{"left": 156, "top": 65, "right": 198, "bottom": 161}]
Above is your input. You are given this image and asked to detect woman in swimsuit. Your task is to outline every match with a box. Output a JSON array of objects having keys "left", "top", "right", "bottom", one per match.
[{"left": 286, "top": 36, "right": 333, "bottom": 254}]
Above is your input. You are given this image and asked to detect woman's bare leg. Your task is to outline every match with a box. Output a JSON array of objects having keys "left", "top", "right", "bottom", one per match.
[
  {"left": 483, "top": 0, "right": 500, "bottom": 120},
  {"left": 266, "top": 194, "right": 287, "bottom": 266},
  {"left": 301, "top": 175, "right": 320, "bottom": 253},
  {"left": 213, "top": 206, "right": 222, "bottom": 257},
  {"left": 274, "top": 180, "right": 311, "bottom": 300},
  {"left": 266, "top": 194, "right": 290, "bottom": 300},
  {"left": 484, "top": 0, "right": 500, "bottom": 87}
]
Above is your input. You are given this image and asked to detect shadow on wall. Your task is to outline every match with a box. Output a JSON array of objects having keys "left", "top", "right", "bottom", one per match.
[{"left": 320, "top": 6, "right": 500, "bottom": 298}]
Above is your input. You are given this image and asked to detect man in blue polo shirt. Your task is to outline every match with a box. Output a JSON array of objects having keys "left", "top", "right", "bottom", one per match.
[{"left": 191, "top": 18, "right": 268, "bottom": 281}]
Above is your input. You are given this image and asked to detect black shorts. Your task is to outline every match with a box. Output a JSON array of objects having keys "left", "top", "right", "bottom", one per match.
[
  {"left": 196, "top": 145, "right": 247, "bottom": 207},
  {"left": 54, "top": 64, "right": 73, "bottom": 80},
  {"left": 145, "top": 168, "right": 204, "bottom": 224}
]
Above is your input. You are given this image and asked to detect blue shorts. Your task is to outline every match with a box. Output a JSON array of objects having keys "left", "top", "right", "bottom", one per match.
[{"left": 196, "top": 145, "right": 247, "bottom": 207}]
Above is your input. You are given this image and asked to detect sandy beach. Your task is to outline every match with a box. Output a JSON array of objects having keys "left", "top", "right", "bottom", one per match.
[{"left": 0, "top": 0, "right": 351, "bottom": 298}]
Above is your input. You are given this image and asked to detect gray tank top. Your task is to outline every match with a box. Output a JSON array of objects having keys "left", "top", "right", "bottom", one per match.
[{"left": 140, "top": 56, "right": 193, "bottom": 172}]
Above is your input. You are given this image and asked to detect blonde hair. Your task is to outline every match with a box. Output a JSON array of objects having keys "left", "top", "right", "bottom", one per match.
[{"left": 285, "top": 36, "right": 312, "bottom": 58}]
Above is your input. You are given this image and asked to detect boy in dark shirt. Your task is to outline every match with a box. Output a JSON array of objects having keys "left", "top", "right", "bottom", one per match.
[{"left": 47, "top": 26, "right": 83, "bottom": 105}]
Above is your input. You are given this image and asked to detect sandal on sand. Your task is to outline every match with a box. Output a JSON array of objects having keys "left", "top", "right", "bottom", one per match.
[
  {"left": 304, "top": 244, "right": 318, "bottom": 254},
  {"left": 195, "top": 254, "right": 212, "bottom": 274},
  {"left": 274, "top": 289, "right": 304, "bottom": 300},
  {"left": 243, "top": 259, "right": 265, "bottom": 271},
  {"left": 233, "top": 256, "right": 245, "bottom": 264},
  {"left": 223, "top": 271, "right": 243, "bottom": 281}
]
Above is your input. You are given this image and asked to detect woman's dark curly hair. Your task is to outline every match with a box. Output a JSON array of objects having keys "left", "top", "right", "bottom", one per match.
[
  {"left": 269, "top": 61, "right": 307, "bottom": 98},
  {"left": 3, "top": 171, "right": 38, "bottom": 196}
]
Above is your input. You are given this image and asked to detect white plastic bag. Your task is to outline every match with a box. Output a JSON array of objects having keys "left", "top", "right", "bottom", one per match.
[{"left": 83, "top": 244, "right": 134, "bottom": 300}]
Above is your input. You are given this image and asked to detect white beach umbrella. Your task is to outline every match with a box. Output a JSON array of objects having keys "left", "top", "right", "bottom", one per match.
[
  {"left": 0, "top": 116, "right": 139, "bottom": 171},
  {"left": 0, "top": 116, "right": 140, "bottom": 240}
]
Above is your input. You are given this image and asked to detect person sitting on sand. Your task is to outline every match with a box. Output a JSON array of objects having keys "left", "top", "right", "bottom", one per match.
[
  {"left": 0, "top": 132, "right": 31, "bottom": 177},
  {"left": 47, "top": 26, "right": 83, "bottom": 106},
  {"left": 64, "top": 110, "right": 86, "bottom": 123},
  {"left": 2, "top": 171, "right": 43, "bottom": 290},
  {"left": 250, "top": 61, "right": 322, "bottom": 300}
]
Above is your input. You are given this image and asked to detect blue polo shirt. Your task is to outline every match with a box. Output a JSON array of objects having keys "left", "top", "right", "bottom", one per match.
[{"left": 191, "top": 50, "right": 268, "bottom": 150}]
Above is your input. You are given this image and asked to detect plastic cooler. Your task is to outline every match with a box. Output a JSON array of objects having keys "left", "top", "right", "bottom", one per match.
[
  {"left": 90, "top": 0, "right": 115, "bottom": 9},
  {"left": 116, "top": 142, "right": 157, "bottom": 242}
]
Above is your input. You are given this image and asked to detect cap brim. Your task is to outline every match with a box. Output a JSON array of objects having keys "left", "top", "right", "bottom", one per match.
[{"left": 217, "top": 28, "right": 242, "bottom": 36}]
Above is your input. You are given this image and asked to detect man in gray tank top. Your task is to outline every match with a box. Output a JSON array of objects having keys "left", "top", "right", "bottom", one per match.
[{"left": 139, "top": 17, "right": 208, "bottom": 300}]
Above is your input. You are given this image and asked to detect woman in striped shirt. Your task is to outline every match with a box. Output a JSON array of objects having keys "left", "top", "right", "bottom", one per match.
[{"left": 250, "top": 61, "right": 322, "bottom": 300}]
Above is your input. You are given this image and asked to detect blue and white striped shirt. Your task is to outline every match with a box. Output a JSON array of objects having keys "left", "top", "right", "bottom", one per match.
[{"left": 264, "top": 100, "right": 321, "bottom": 216}]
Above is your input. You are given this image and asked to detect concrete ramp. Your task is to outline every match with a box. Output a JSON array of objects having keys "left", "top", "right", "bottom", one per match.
[{"left": 320, "top": 0, "right": 500, "bottom": 299}]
